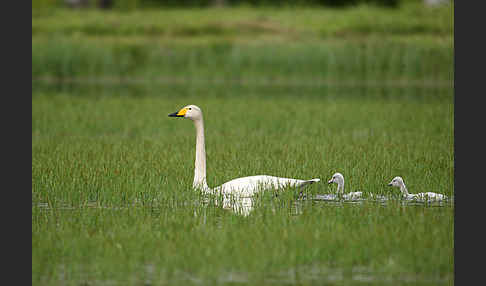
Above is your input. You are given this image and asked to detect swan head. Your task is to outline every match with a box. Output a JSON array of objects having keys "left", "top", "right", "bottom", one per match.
[
  {"left": 328, "top": 172, "right": 344, "bottom": 186},
  {"left": 168, "top": 105, "right": 203, "bottom": 121},
  {"left": 388, "top": 176, "right": 404, "bottom": 188}
]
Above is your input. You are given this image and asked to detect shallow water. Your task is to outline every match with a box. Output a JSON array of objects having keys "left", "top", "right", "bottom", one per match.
[
  {"left": 33, "top": 193, "right": 453, "bottom": 216},
  {"left": 33, "top": 193, "right": 453, "bottom": 285},
  {"left": 165, "top": 265, "right": 452, "bottom": 285},
  {"left": 310, "top": 193, "right": 453, "bottom": 205}
]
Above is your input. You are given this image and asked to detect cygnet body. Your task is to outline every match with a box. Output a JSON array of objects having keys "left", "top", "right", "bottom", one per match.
[
  {"left": 388, "top": 176, "right": 447, "bottom": 202},
  {"left": 326, "top": 172, "right": 363, "bottom": 201}
]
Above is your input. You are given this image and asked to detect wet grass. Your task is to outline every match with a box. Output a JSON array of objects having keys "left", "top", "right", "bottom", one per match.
[
  {"left": 32, "top": 89, "right": 453, "bottom": 285},
  {"left": 32, "top": 3, "right": 453, "bottom": 285}
]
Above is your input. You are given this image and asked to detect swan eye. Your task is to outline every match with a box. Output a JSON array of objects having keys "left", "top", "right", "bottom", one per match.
[{"left": 188, "top": 108, "right": 192, "bottom": 110}]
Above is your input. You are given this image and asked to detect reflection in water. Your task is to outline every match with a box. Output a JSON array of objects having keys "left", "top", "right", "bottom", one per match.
[
  {"left": 216, "top": 191, "right": 454, "bottom": 216},
  {"left": 222, "top": 196, "right": 253, "bottom": 216},
  {"left": 398, "top": 196, "right": 454, "bottom": 207},
  {"left": 33, "top": 193, "right": 453, "bottom": 217},
  {"left": 313, "top": 193, "right": 388, "bottom": 202},
  {"left": 308, "top": 192, "right": 453, "bottom": 208}
]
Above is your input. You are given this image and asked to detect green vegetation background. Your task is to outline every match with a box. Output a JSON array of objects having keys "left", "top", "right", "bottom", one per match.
[{"left": 32, "top": 1, "right": 453, "bottom": 285}]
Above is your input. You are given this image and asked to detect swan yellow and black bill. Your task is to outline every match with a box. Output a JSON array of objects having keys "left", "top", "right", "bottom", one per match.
[{"left": 168, "top": 108, "right": 187, "bottom": 117}]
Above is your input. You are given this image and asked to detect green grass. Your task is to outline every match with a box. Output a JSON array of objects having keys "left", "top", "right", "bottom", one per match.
[
  {"left": 32, "top": 39, "right": 453, "bottom": 86},
  {"left": 32, "top": 3, "right": 453, "bottom": 39},
  {"left": 32, "top": 3, "right": 453, "bottom": 285},
  {"left": 32, "top": 3, "right": 453, "bottom": 83},
  {"left": 32, "top": 91, "right": 453, "bottom": 285}
]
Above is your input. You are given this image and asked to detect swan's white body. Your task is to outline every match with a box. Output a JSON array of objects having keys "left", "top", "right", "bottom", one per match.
[
  {"left": 388, "top": 176, "right": 447, "bottom": 202},
  {"left": 325, "top": 172, "right": 363, "bottom": 201},
  {"left": 169, "top": 104, "right": 320, "bottom": 213},
  {"left": 214, "top": 175, "right": 321, "bottom": 198}
]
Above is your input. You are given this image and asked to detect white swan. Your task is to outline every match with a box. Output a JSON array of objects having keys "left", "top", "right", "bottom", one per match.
[
  {"left": 168, "top": 105, "right": 321, "bottom": 200},
  {"left": 387, "top": 176, "right": 447, "bottom": 202},
  {"left": 322, "top": 172, "right": 363, "bottom": 201}
]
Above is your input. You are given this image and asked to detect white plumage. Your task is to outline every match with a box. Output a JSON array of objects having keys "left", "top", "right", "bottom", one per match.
[
  {"left": 325, "top": 172, "right": 363, "bottom": 201},
  {"left": 387, "top": 176, "right": 448, "bottom": 202}
]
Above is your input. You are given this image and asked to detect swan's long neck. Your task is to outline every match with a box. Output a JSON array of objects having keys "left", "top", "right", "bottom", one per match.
[
  {"left": 399, "top": 182, "right": 409, "bottom": 195},
  {"left": 193, "top": 118, "right": 210, "bottom": 193},
  {"left": 337, "top": 180, "right": 344, "bottom": 193}
]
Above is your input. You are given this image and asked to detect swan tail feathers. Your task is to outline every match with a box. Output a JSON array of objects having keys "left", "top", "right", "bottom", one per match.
[{"left": 298, "top": 178, "right": 320, "bottom": 187}]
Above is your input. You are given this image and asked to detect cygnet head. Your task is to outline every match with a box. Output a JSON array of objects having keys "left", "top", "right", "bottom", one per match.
[
  {"left": 328, "top": 172, "right": 344, "bottom": 186},
  {"left": 388, "top": 176, "right": 404, "bottom": 188},
  {"left": 168, "top": 105, "right": 203, "bottom": 121}
]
